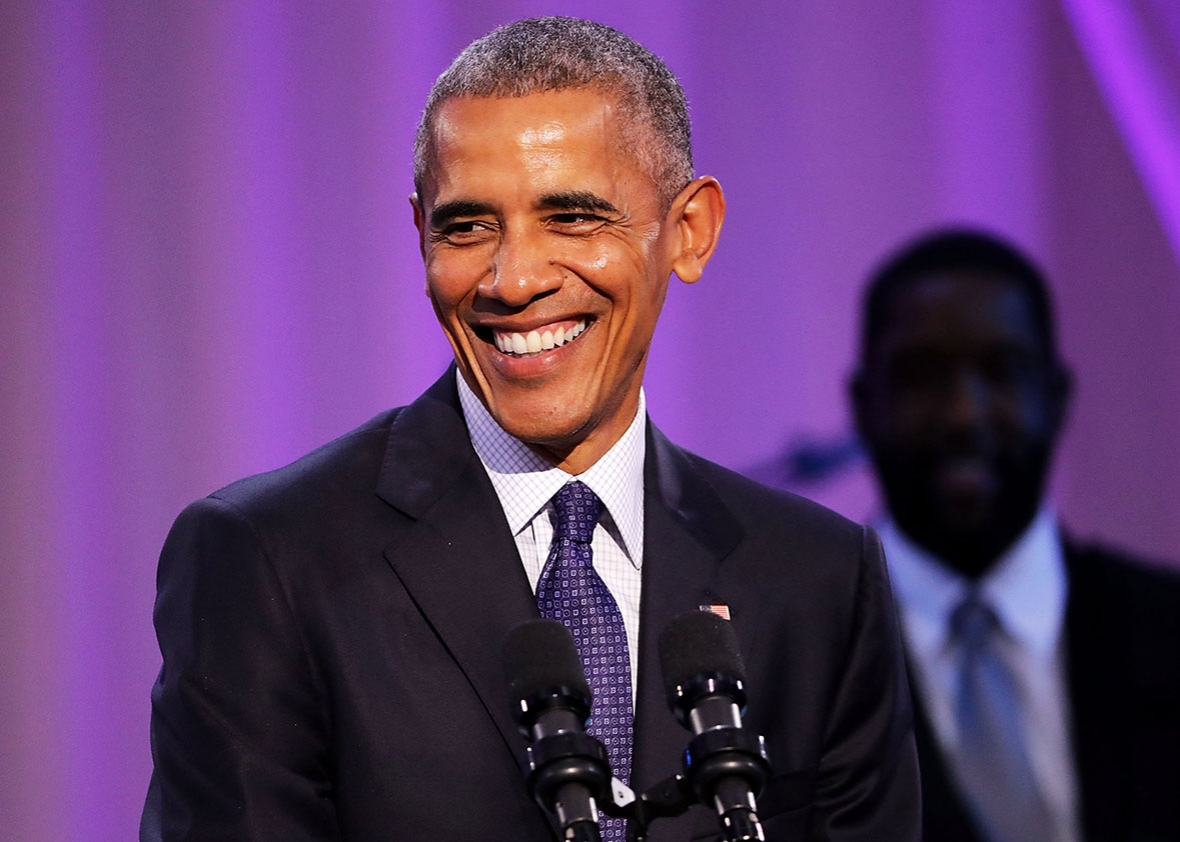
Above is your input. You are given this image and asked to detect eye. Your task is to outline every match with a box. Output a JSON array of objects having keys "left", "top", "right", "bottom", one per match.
[
  {"left": 547, "top": 212, "right": 608, "bottom": 233},
  {"left": 889, "top": 354, "right": 954, "bottom": 394},
  {"left": 434, "top": 219, "right": 497, "bottom": 246},
  {"left": 981, "top": 350, "right": 1040, "bottom": 386}
]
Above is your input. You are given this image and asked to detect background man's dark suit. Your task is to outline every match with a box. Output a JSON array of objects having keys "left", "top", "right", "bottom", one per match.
[
  {"left": 914, "top": 544, "right": 1180, "bottom": 842},
  {"left": 143, "top": 372, "right": 919, "bottom": 842}
]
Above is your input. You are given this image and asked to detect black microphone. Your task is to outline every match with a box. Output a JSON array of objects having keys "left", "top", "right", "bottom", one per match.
[
  {"left": 659, "top": 610, "right": 771, "bottom": 842},
  {"left": 503, "top": 619, "right": 613, "bottom": 842}
]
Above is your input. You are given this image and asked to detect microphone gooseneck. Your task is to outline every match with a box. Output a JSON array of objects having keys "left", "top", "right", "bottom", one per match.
[
  {"left": 658, "top": 610, "right": 771, "bottom": 842},
  {"left": 503, "top": 619, "right": 612, "bottom": 842}
]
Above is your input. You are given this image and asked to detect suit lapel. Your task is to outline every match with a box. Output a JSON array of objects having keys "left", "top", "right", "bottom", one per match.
[
  {"left": 632, "top": 425, "right": 753, "bottom": 841},
  {"left": 907, "top": 676, "right": 986, "bottom": 842},
  {"left": 376, "top": 372, "right": 540, "bottom": 769}
]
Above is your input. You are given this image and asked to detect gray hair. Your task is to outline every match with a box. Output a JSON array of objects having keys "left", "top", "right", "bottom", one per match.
[{"left": 413, "top": 17, "right": 694, "bottom": 210}]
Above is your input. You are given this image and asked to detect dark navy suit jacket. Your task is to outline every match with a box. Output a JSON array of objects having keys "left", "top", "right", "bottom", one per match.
[
  {"left": 142, "top": 371, "right": 920, "bottom": 841},
  {"left": 912, "top": 544, "right": 1180, "bottom": 842}
]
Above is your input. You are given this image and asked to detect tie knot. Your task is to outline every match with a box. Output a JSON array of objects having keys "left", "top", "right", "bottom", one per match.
[
  {"left": 551, "top": 481, "right": 603, "bottom": 544},
  {"left": 950, "top": 594, "right": 1000, "bottom": 652}
]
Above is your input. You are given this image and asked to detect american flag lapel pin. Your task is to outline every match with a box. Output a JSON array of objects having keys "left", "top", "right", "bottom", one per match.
[{"left": 699, "top": 603, "right": 731, "bottom": 621}]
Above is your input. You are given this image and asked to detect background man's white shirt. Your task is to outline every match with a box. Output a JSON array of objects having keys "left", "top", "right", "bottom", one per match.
[{"left": 879, "top": 508, "right": 1081, "bottom": 842}]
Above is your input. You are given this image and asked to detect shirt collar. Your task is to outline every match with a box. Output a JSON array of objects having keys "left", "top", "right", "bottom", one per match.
[
  {"left": 879, "top": 507, "right": 1067, "bottom": 660},
  {"left": 456, "top": 370, "right": 646, "bottom": 566}
]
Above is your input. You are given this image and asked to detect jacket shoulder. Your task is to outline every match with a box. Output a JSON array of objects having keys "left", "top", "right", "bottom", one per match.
[
  {"left": 1067, "top": 538, "right": 1180, "bottom": 612},
  {"left": 208, "top": 407, "right": 404, "bottom": 518},
  {"left": 669, "top": 438, "right": 869, "bottom": 547}
]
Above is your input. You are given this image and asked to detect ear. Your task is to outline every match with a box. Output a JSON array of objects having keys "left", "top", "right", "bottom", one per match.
[
  {"left": 669, "top": 176, "right": 725, "bottom": 284},
  {"left": 410, "top": 193, "right": 427, "bottom": 260},
  {"left": 1046, "top": 361, "right": 1074, "bottom": 436}
]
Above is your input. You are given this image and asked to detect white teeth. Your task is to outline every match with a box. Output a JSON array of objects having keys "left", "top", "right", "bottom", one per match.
[{"left": 494, "top": 320, "right": 588, "bottom": 356}]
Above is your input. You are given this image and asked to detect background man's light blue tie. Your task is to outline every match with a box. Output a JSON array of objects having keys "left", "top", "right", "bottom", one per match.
[
  {"left": 952, "top": 594, "right": 1054, "bottom": 842},
  {"left": 536, "top": 481, "right": 632, "bottom": 842}
]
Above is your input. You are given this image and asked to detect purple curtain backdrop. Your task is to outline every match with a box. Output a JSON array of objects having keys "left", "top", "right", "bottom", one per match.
[{"left": 3, "top": 2, "right": 1178, "bottom": 839}]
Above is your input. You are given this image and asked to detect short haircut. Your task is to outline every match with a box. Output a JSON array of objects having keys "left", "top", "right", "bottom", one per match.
[
  {"left": 413, "top": 16, "right": 693, "bottom": 210},
  {"left": 858, "top": 227, "right": 1060, "bottom": 365}
]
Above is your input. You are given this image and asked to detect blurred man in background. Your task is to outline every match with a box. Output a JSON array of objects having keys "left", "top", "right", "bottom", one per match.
[{"left": 850, "top": 227, "right": 1180, "bottom": 842}]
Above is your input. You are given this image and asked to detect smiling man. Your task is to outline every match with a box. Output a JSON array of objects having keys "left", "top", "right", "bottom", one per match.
[
  {"left": 413, "top": 86, "right": 712, "bottom": 474},
  {"left": 142, "top": 18, "right": 919, "bottom": 842}
]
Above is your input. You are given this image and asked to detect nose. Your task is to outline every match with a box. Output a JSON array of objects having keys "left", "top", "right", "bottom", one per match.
[
  {"left": 943, "top": 368, "right": 991, "bottom": 431},
  {"left": 478, "top": 229, "right": 563, "bottom": 308}
]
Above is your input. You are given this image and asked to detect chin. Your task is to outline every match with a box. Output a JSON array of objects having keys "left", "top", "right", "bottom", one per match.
[
  {"left": 492, "top": 405, "right": 592, "bottom": 451},
  {"left": 940, "top": 498, "right": 997, "bottom": 532}
]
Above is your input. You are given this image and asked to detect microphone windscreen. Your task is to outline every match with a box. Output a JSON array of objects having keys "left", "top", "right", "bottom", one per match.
[
  {"left": 502, "top": 619, "right": 591, "bottom": 703},
  {"left": 658, "top": 609, "right": 747, "bottom": 698}
]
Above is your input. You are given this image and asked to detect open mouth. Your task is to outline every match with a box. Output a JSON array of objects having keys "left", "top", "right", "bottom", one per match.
[{"left": 490, "top": 319, "right": 589, "bottom": 357}]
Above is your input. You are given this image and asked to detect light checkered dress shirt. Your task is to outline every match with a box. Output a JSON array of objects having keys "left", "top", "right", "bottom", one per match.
[{"left": 456, "top": 372, "right": 645, "bottom": 695}]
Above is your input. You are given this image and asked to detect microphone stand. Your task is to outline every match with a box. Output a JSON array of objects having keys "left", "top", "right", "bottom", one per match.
[
  {"left": 598, "top": 726, "right": 770, "bottom": 842},
  {"left": 525, "top": 726, "right": 610, "bottom": 842}
]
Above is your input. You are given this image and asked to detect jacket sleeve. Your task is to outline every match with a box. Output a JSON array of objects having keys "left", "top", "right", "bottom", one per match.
[
  {"left": 810, "top": 525, "right": 921, "bottom": 842},
  {"left": 141, "top": 495, "right": 343, "bottom": 842}
]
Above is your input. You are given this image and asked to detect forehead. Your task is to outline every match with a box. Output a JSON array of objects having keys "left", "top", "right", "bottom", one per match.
[
  {"left": 422, "top": 89, "right": 653, "bottom": 204},
  {"left": 877, "top": 270, "right": 1045, "bottom": 354}
]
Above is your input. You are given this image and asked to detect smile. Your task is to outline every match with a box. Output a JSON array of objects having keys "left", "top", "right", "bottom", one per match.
[{"left": 492, "top": 319, "right": 588, "bottom": 356}]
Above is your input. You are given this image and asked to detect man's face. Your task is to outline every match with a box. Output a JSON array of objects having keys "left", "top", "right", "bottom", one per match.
[
  {"left": 853, "top": 271, "right": 1070, "bottom": 575},
  {"left": 414, "top": 89, "right": 691, "bottom": 472}
]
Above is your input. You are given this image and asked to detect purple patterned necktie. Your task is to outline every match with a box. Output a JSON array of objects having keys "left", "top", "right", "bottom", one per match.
[{"left": 536, "top": 481, "right": 632, "bottom": 842}]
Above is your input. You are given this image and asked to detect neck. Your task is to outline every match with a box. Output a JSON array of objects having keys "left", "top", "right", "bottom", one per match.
[{"left": 901, "top": 524, "right": 1019, "bottom": 581}]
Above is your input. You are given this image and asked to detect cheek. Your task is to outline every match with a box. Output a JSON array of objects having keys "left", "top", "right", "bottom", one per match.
[
  {"left": 424, "top": 277, "right": 457, "bottom": 321},
  {"left": 581, "top": 246, "right": 613, "bottom": 274},
  {"left": 613, "top": 282, "right": 665, "bottom": 355},
  {"left": 868, "top": 394, "right": 933, "bottom": 441},
  {"left": 560, "top": 240, "right": 631, "bottom": 291},
  {"left": 1016, "top": 391, "right": 1060, "bottom": 432},
  {"left": 985, "top": 392, "right": 1049, "bottom": 442},
  {"left": 425, "top": 253, "right": 482, "bottom": 312},
  {"left": 571, "top": 231, "right": 662, "bottom": 296}
]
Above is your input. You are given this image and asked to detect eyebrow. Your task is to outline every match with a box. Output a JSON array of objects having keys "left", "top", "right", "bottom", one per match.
[
  {"left": 537, "top": 191, "right": 620, "bottom": 215},
  {"left": 429, "top": 200, "right": 495, "bottom": 229},
  {"left": 428, "top": 191, "right": 621, "bottom": 229}
]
